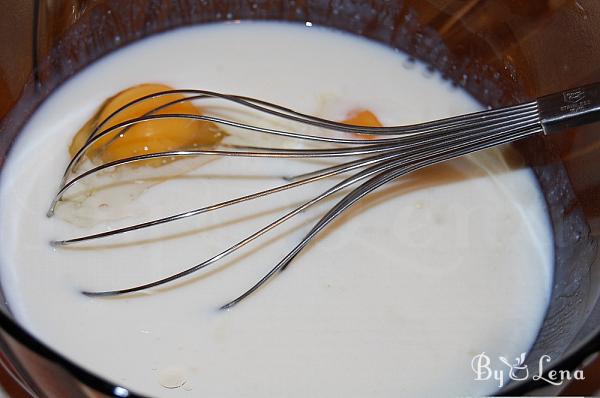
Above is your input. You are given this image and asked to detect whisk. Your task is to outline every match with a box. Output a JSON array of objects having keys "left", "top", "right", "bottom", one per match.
[{"left": 48, "top": 82, "right": 600, "bottom": 309}]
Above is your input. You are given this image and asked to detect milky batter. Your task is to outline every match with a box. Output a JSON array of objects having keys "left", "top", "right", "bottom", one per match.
[{"left": 0, "top": 22, "right": 554, "bottom": 397}]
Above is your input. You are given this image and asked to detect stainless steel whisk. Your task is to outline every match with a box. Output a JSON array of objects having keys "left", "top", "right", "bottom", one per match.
[{"left": 48, "top": 83, "right": 600, "bottom": 309}]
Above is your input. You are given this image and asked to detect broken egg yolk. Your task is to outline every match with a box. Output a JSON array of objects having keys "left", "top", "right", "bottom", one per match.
[
  {"left": 69, "top": 83, "right": 226, "bottom": 166},
  {"left": 340, "top": 109, "right": 383, "bottom": 139}
]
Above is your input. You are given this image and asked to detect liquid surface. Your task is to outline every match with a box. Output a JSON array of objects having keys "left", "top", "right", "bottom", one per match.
[{"left": 0, "top": 22, "right": 553, "bottom": 397}]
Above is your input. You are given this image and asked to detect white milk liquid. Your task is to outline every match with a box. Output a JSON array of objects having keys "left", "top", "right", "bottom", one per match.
[{"left": 0, "top": 22, "right": 553, "bottom": 397}]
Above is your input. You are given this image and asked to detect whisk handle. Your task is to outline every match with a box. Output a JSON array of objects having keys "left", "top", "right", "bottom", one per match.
[{"left": 538, "top": 82, "right": 600, "bottom": 134}]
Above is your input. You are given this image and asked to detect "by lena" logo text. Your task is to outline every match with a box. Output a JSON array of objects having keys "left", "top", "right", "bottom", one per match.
[{"left": 471, "top": 352, "right": 585, "bottom": 388}]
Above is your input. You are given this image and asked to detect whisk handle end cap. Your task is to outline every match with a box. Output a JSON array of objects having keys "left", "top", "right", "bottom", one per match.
[{"left": 538, "top": 82, "right": 600, "bottom": 134}]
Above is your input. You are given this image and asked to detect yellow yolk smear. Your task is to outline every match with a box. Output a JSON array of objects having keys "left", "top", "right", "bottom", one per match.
[
  {"left": 58, "top": 84, "right": 228, "bottom": 226},
  {"left": 69, "top": 83, "right": 226, "bottom": 167},
  {"left": 341, "top": 109, "right": 383, "bottom": 139}
]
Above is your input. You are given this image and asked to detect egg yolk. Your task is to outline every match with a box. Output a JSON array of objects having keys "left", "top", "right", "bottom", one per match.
[
  {"left": 69, "top": 83, "right": 226, "bottom": 166},
  {"left": 341, "top": 109, "right": 383, "bottom": 139}
]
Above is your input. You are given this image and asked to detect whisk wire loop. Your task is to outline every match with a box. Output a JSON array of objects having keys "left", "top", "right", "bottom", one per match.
[{"left": 49, "top": 83, "right": 600, "bottom": 308}]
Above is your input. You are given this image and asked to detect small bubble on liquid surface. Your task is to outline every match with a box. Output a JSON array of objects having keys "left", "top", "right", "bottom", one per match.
[
  {"left": 402, "top": 57, "right": 416, "bottom": 70},
  {"left": 158, "top": 366, "right": 187, "bottom": 389}
]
